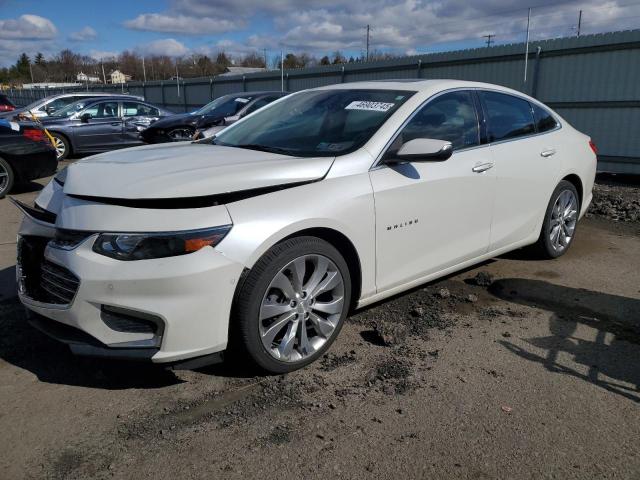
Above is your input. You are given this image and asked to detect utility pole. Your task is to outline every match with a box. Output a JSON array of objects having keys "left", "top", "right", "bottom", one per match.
[
  {"left": 524, "top": 7, "right": 531, "bottom": 83},
  {"left": 366, "top": 24, "right": 370, "bottom": 61},
  {"left": 29, "top": 62, "right": 34, "bottom": 83},
  {"left": 263, "top": 48, "right": 267, "bottom": 69},
  {"left": 101, "top": 61, "right": 106, "bottom": 84},
  {"left": 483, "top": 34, "right": 495, "bottom": 47},
  {"left": 176, "top": 62, "right": 180, "bottom": 97},
  {"left": 577, "top": 10, "right": 582, "bottom": 37},
  {"left": 142, "top": 56, "right": 147, "bottom": 82},
  {"left": 280, "top": 50, "right": 284, "bottom": 91}
]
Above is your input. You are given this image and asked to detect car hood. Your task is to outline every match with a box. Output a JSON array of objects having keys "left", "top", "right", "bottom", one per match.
[
  {"left": 62, "top": 142, "right": 334, "bottom": 200},
  {"left": 147, "top": 112, "right": 200, "bottom": 129}
]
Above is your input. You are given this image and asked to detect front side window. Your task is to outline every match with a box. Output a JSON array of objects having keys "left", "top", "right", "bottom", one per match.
[
  {"left": 532, "top": 103, "right": 558, "bottom": 133},
  {"left": 82, "top": 101, "right": 118, "bottom": 119},
  {"left": 480, "top": 91, "right": 535, "bottom": 142},
  {"left": 386, "top": 91, "right": 479, "bottom": 155},
  {"left": 196, "top": 94, "right": 255, "bottom": 116},
  {"left": 214, "top": 89, "right": 415, "bottom": 157}
]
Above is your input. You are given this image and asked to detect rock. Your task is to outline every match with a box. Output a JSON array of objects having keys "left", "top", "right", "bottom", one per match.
[
  {"left": 374, "top": 320, "right": 409, "bottom": 346},
  {"left": 410, "top": 306, "right": 425, "bottom": 317},
  {"left": 466, "top": 294, "right": 478, "bottom": 303},
  {"left": 437, "top": 288, "right": 451, "bottom": 299},
  {"left": 468, "top": 271, "right": 494, "bottom": 287}
]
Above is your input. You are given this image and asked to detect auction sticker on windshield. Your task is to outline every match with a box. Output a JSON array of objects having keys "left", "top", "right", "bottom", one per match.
[{"left": 345, "top": 101, "right": 395, "bottom": 112}]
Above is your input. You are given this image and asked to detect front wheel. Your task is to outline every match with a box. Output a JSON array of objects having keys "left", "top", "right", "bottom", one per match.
[
  {"left": 533, "top": 180, "right": 580, "bottom": 259},
  {"left": 51, "top": 133, "right": 70, "bottom": 160},
  {"left": 0, "top": 157, "right": 15, "bottom": 198},
  {"left": 234, "top": 236, "right": 351, "bottom": 373}
]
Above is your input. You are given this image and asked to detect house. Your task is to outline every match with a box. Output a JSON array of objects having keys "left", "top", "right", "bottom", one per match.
[
  {"left": 109, "top": 70, "right": 132, "bottom": 84},
  {"left": 77, "top": 72, "right": 100, "bottom": 83}
]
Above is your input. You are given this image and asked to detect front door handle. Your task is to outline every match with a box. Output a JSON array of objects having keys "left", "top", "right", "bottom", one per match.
[
  {"left": 472, "top": 162, "right": 494, "bottom": 173},
  {"left": 540, "top": 149, "right": 556, "bottom": 157}
]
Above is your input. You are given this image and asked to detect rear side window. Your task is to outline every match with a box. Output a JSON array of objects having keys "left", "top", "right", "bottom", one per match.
[
  {"left": 531, "top": 103, "right": 558, "bottom": 133},
  {"left": 123, "top": 102, "right": 159, "bottom": 117},
  {"left": 391, "top": 91, "right": 480, "bottom": 151},
  {"left": 480, "top": 91, "right": 535, "bottom": 142}
]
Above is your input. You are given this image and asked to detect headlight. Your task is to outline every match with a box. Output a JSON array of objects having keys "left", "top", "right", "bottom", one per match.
[
  {"left": 92, "top": 226, "right": 231, "bottom": 261},
  {"left": 54, "top": 166, "right": 68, "bottom": 185}
]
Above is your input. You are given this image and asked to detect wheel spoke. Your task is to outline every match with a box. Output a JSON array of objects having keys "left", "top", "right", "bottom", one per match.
[
  {"left": 261, "top": 311, "right": 296, "bottom": 346},
  {"left": 304, "top": 256, "right": 328, "bottom": 293},
  {"left": 260, "top": 302, "right": 293, "bottom": 320},
  {"left": 309, "top": 312, "right": 334, "bottom": 337},
  {"left": 277, "top": 319, "right": 299, "bottom": 359},
  {"left": 0, "top": 172, "right": 7, "bottom": 178},
  {"left": 271, "top": 272, "right": 297, "bottom": 300},
  {"left": 311, "top": 270, "right": 340, "bottom": 297},
  {"left": 299, "top": 320, "right": 311, "bottom": 356},
  {"left": 290, "top": 257, "right": 306, "bottom": 294},
  {"left": 312, "top": 297, "right": 344, "bottom": 315}
]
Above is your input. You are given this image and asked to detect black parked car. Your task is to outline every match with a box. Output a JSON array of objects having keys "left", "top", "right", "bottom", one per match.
[
  {"left": 140, "top": 91, "right": 288, "bottom": 144},
  {"left": 0, "top": 119, "right": 57, "bottom": 198},
  {"left": 40, "top": 97, "right": 172, "bottom": 159}
]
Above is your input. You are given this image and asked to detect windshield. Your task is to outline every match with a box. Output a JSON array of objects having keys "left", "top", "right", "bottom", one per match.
[
  {"left": 213, "top": 89, "right": 414, "bottom": 157},
  {"left": 194, "top": 94, "right": 254, "bottom": 116},
  {"left": 51, "top": 99, "right": 95, "bottom": 118}
]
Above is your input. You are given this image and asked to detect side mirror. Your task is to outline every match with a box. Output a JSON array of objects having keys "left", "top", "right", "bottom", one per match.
[
  {"left": 80, "top": 113, "right": 92, "bottom": 123},
  {"left": 390, "top": 138, "right": 453, "bottom": 163}
]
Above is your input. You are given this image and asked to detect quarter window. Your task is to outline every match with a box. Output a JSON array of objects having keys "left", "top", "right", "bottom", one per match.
[
  {"left": 480, "top": 91, "right": 535, "bottom": 142},
  {"left": 389, "top": 91, "right": 480, "bottom": 153},
  {"left": 532, "top": 103, "right": 558, "bottom": 133}
]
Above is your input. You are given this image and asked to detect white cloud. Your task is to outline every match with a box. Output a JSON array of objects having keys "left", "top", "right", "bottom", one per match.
[
  {"left": 0, "top": 14, "right": 57, "bottom": 40},
  {"left": 137, "top": 38, "right": 190, "bottom": 57},
  {"left": 69, "top": 26, "right": 97, "bottom": 42},
  {"left": 124, "top": 13, "right": 241, "bottom": 34},
  {"left": 89, "top": 49, "right": 118, "bottom": 60}
]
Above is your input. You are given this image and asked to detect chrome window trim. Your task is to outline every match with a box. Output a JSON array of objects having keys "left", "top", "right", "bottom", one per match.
[{"left": 371, "top": 87, "right": 563, "bottom": 170}]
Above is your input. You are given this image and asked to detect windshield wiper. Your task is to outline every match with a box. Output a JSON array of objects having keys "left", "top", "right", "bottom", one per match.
[{"left": 234, "top": 144, "right": 295, "bottom": 156}]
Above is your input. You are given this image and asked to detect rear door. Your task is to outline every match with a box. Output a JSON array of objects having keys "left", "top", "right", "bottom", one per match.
[
  {"left": 122, "top": 101, "right": 161, "bottom": 147},
  {"left": 479, "top": 90, "right": 562, "bottom": 251},
  {"left": 370, "top": 90, "right": 496, "bottom": 291},
  {"left": 72, "top": 100, "right": 123, "bottom": 151}
]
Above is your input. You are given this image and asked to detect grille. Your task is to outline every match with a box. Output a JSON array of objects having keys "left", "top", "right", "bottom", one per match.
[
  {"left": 18, "top": 236, "right": 80, "bottom": 306},
  {"left": 39, "top": 260, "right": 80, "bottom": 305}
]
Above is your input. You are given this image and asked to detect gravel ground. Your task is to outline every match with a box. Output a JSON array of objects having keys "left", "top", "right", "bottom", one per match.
[
  {"left": 0, "top": 172, "right": 638, "bottom": 479},
  {"left": 588, "top": 177, "right": 640, "bottom": 222}
]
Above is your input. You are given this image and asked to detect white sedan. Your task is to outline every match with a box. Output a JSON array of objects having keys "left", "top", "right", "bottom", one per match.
[{"left": 14, "top": 80, "right": 597, "bottom": 373}]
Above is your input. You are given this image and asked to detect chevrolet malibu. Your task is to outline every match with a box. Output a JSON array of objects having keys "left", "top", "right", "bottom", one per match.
[{"left": 13, "top": 80, "right": 597, "bottom": 373}]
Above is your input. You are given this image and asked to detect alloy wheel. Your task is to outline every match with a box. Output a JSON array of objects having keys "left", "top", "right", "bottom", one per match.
[
  {"left": 52, "top": 136, "right": 66, "bottom": 159},
  {"left": 259, "top": 254, "right": 345, "bottom": 362},
  {"left": 167, "top": 128, "right": 194, "bottom": 141},
  {"left": 0, "top": 161, "right": 8, "bottom": 195},
  {"left": 549, "top": 189, "right": 578, "bottom": 252}
]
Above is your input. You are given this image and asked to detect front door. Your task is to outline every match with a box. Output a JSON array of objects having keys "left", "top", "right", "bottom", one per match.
[
  {"left": 73, "top": 100, "right": 122, "bottom": 151},
  {"left": 122, "top": 101, "right": 161, "bottom": 147},
  {"left": 370, "top": 90, "right": 496, "bottom": 292}
]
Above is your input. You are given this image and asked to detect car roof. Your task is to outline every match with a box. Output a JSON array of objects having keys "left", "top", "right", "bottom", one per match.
[{"left": 316, "top": 79, "right": 523, "bottom": 96}]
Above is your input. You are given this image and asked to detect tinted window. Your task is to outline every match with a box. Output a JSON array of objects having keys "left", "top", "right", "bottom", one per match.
[
  {"left": 389, "top": 91, "right": 479, "bottom": 153},
  {"left": 83, "top": 101, "right": 118, "bottom": 118},
  {"left": 481, "top": 91, "right": 535, "bottom": 142},
  {"left": 245, "top": 96, "right": 278, "bottom": 114},
  {"left": 532, "top": 103, "right": 557, "bottom": 133},
  {"left": 214, "top": 89, "right": 414, "bottom": 157},
  {"left": 123, "top": 102, "right": 159, "bottom": 117}
]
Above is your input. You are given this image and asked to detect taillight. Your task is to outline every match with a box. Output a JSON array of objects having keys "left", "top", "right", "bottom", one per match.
[
  {"left": 0, "top": 105, "right": 15, "bottom": 112},
  {"left": 589, "top": 140, "right": 598, "bottom": 155},
  {"left": 23, "top": 128, "right": 47, "bottom": 143}
]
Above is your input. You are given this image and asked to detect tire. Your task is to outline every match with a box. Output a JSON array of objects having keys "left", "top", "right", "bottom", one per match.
[
  {"left": 532, "top": 180, "right": 580, "bottom": 259},
  {"left": 51, "top": 133, "right": 70, "bottom": 160},
  {"left": 234, "top": 236, "right": 352, "bottom": 374},
  {"left": 0, "top": 156, "right": 15, "bottom": 198},
  {"left": 167, "top": 127, "right": 194, "bottom": 142}
]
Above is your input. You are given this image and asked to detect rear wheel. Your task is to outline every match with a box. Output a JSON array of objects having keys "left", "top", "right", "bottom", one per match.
[
  {"left": 0, "top": 157, "right": 15, "bottom": 198},
  {"left": 533, "top": 180, "right": 580, "bottom": 259},
  {"left": 51, "top": 133, "right": 70, "bottom": 160},
  {"left": 234, "top": 236, "right": 351, "bottom": 373}
]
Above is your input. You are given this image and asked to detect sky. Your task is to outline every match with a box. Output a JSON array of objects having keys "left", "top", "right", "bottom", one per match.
[{"left": 1, "top": 0, "right": 640, "bottom": 67}]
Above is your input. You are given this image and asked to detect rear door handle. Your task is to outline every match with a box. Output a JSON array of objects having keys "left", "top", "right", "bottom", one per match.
[
  {"left": 472, "top": 162, "right": 494, "bottom": 173},
  {"left": 540, "top": 149, "right": 556, "bottom": 157}
]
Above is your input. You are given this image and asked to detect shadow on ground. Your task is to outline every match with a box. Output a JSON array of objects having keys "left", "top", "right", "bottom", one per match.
[{"left": 490, "top": 278, "right": 640, "bottom": 402}]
